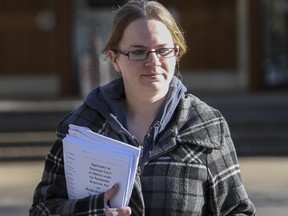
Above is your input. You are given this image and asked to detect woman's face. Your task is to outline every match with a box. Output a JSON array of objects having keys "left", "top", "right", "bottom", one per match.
[{"left": 109, "top": 18, "right": 177, "bottom": 101}]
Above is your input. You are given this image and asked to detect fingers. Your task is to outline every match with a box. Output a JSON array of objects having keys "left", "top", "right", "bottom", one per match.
[
  {"left": 104, "top": 184, "right": 119, "bottom": 205},
  {"left": 105, "top": 207, "right": 132, "bottom": 216},
  {"left": 104, "top": 184, "right": 131, "bottom": 215}
]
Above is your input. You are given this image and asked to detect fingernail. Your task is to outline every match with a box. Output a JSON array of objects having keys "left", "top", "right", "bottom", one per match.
[{"left": 107, "top": 200, "right": 111, "bottom": 208}]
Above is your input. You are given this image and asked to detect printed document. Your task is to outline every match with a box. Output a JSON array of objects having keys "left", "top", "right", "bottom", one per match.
[{"left": 63, "top": 124, "right": 140, "bottom": 208}]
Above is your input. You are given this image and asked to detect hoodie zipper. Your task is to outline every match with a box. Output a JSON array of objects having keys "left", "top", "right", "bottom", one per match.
[
  {"left": 137, "top": 142, "right": 177, "bottom": 176},
  {"left": 137, "top": 129, "right": 178, "bottom": 175}
]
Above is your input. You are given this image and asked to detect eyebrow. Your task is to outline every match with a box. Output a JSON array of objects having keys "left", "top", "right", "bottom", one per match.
[
  {"left": 128, "top": 45, "right": 146, "bottom": 49},
  {"left": 128, "top": 44, "right": 171, "bottom": 50}
]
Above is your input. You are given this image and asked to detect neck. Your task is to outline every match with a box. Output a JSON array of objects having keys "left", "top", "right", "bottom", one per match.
[
  {"left": 128, "top": 96, "right": 164, "bottom": 122},
  {"left": 125, "top": 90, "right": 167, "bottom": 144},
  {"left": 126, "top": 88, "right": 167, "bottom": 119}
]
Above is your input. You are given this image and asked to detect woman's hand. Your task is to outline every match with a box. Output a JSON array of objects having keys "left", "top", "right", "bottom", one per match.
[{"left": 104, "top": 184, "right": 132, "bottom": 216}]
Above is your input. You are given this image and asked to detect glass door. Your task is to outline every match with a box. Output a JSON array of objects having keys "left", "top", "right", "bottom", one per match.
[{"left": 261, "top": 0, "right": 288, "bottom": 88}]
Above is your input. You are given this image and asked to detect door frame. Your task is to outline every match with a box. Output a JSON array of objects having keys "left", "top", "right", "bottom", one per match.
[{"left": 182, "top": 0, "right": 250, "bottom": 92}]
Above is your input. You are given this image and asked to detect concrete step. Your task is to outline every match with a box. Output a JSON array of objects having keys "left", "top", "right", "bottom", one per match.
[
  {"left": 1, "top": 93, "right": 288, "bottom": 159},
  {"left": 0, "top": 131, "right": 55, "bottom": 160},
  {"left": 202, "top": 93, "right": 288, "bottom": 156},
  {"left": 0, "top": 100, "right": 82, "bottom": 160},
  {"left": 0, "top": 100, "right": 82, "bottom": 132}
]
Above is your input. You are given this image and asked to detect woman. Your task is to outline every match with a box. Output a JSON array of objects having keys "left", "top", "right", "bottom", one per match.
[{"left": 30, "top": 0, "right": 256, "bottom": 215}]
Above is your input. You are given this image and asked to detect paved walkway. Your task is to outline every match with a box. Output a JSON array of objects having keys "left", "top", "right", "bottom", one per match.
[
  {"left": 239, "top": 157, "right": 288, "bottom": 215},
  {"left": 0, "top": 157, "right": 288, "bottom": 215}
]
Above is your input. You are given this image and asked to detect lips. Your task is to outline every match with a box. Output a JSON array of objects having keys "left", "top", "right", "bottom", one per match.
[
  {"left": 142, "top": 72, "right": 162, "bottom": 76},
  {"left": 142, "top": 73, "right": 162, "bottom": 80}
]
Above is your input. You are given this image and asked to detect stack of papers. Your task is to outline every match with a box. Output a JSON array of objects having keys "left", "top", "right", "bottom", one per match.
[{"left": 63, "top": 124, "right": 140, "bottom": 208}]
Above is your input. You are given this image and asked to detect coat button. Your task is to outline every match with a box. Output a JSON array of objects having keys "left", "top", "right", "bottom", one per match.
[{"left": 171, "top": 131, "right": 177, "bottom": 137}]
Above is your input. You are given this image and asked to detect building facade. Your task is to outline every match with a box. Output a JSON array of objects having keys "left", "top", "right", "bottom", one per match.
[{"left": 0, "top": 0, "right": 287, "bottom": 98}]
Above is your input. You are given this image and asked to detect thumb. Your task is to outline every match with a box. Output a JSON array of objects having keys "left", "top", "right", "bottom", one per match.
[{"left": 104, "top": 184, "right": 119, "bottom": 206}]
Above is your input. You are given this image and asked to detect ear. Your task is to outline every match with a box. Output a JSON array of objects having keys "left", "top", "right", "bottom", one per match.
[{"left": 108, "top": 50, "right": 121, "bottom": 73}]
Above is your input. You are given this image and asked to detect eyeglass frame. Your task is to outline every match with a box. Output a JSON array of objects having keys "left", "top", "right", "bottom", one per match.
[{"left": 112, "top": 46, "right": 179, "bottom": 61}]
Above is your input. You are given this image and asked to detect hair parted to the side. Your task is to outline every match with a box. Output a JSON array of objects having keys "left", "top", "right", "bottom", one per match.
[{"left": 102, "top": 0, "right": 187, "bottom": 61}]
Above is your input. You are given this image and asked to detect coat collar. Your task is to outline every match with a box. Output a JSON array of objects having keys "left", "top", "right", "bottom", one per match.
[
  {"left": 149, "top": 117, "right": 224, "bottom": 160},
  {"left": 150, "top": 95, "right": 225, "bottom": 160},
  {"left": 175, "top": 117, "right": 225, "bottom": 149},
  {"left": 173, "top": 94, "right": 225, "bottom": 149}
]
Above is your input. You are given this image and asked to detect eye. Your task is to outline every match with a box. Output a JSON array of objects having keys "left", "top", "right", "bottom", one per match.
[
  {"left": 129, "top": 50, "right": 146, "bottom": 56},
  {"left": 157, "top": 48, "right": 172, "bottom": 56}
]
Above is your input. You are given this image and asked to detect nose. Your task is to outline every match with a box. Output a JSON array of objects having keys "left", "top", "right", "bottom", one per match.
[{"left": 145, "top": 51, "right": 161, "bottom": 67}]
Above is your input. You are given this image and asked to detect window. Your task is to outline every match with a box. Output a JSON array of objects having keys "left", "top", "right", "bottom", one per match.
[{"left": 261, "top": 0, "right": 288, "bottom": 88}]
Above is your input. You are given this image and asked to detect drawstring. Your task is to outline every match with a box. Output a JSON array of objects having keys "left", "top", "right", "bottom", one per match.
[
  {"left": 138, "top": 122, "right": 160, "bottom": 168},
  {"left": 152, "top": 122, "right": 160, "bottom": 148}
]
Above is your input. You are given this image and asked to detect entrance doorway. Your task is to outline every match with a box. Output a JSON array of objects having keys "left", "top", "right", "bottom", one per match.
[{"left": 0, "top": 0, "right": 71, "bottom": 97}]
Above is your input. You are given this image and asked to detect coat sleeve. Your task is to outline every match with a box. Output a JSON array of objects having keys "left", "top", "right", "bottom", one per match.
[
  {"left": 29, "top": 139, "right": 106, "bottom": 216},
  {"left": 207, "top": 119, "right": 256, "bottom": 216}
]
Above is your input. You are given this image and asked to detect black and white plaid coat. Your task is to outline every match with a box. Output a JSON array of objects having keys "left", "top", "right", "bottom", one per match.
[{"left": 30, "top": 78, "right": 256, "bottom": 216}]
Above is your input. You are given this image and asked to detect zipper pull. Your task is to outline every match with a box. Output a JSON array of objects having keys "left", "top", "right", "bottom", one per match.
[{"left": 139, "top": 146, "right": 143, "bottom": 158}]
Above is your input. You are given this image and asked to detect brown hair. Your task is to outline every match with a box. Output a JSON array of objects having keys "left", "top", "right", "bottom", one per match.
[{"left": 102, "top": 0, "right": 187, "bottom": 60}]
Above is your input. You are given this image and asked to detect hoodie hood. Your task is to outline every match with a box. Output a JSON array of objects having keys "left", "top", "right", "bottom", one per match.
[
  {"left": 84, "top": 77, "right": 224, "bottom": 150},
  {"left": 84, "top": 78, "right": 128, "bottom": 134},
  {"left": 84, "top": 77, "right": 187, "bottom": 140}
]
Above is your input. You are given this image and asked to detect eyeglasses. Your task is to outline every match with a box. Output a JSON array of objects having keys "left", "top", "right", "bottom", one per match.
[{"left": 114, "top": 46, "right": 179, "bottom": 61}]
